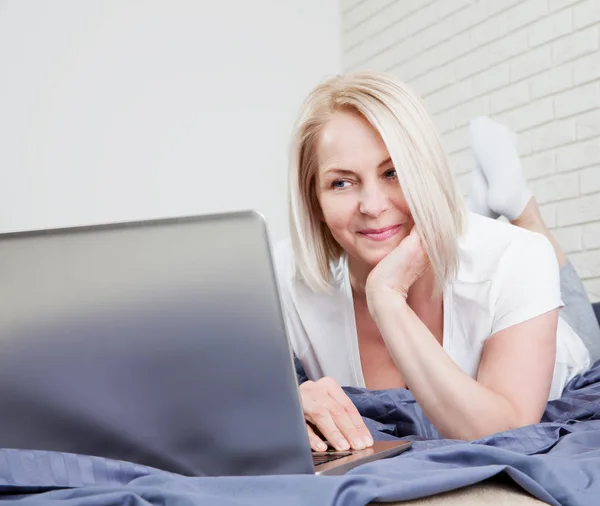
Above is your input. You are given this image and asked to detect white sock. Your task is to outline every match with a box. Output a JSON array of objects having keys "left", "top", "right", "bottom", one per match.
[
  {"left": 468, "top": 162, "right": 499, "bottom": 219},
  {"left": 468, "top": 116, "right": 532, "bottom": 221}
]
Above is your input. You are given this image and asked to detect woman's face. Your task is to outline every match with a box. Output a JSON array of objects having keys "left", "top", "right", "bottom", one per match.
[{"left": 315, "top": 110, "right": 412, "bottom": 267}]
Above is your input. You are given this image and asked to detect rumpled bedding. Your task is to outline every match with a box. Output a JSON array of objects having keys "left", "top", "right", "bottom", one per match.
[{"left": 0, "top": 361, "right": 599, "bottom": 505}]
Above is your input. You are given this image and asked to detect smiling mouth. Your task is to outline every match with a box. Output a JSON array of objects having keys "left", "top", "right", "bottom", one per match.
[{"left": 358, "top": 225, "right": 402, "bottom": 241}]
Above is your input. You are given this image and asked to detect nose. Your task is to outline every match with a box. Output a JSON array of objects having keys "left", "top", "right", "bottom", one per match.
[{"left": 358, "top": 182, "right": 389, "bottom": 218}]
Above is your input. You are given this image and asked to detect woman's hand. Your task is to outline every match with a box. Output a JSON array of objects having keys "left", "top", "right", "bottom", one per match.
[
  {"left": 299, "top": 377, "right": 374, "bottom": 452},
  {"left": 365, "top": 225, "right": 429, "bottom": 302}
]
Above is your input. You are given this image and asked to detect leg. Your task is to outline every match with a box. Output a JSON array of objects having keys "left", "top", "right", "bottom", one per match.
[
  {"left": 469, "top": 117, "right": 600, "bottom": 364},
  {"left": 511, "top": 198, "right": 567, "bottom": 266}
]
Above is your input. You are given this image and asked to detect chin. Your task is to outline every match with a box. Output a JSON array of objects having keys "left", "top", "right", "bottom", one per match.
[
  {"left": 362, "top": 252, "right": 387, "bottom": 266},
  {"left": 356, "top": 241, "right": 400, "bottom": 266}
]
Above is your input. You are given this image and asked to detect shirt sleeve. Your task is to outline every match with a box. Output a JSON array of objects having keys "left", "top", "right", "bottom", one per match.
[
  {"left": 491, "top": 230, "right": 562, "bottom": 336},
  {"left": 277, "top": 276, "right": 313, "bottom": 384},
  {"left": 273, "top": 240, "right": 317, "bottom": 382},
  {"left": 293, "top": 354, "right": 309, "bottom": 385}
]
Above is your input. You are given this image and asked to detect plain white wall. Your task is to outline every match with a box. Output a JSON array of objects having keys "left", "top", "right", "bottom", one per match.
[
  {"left": 0, "top": 0, "right": 341, "bottom": 242},
  {"left": 341, "top": 0, "right": 600, "bottom": 300}
]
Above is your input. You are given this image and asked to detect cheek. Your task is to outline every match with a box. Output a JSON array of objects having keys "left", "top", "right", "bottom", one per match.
[
  {"left": 318, "top": 194, "right": 355, "bottom": 231},
  {"left": 390, "top": 190, "right": 411, "bottom": 217}
]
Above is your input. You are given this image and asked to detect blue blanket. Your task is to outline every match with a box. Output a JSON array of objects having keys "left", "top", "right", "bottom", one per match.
[{"left": 1, "top": 362, "right": 600, "bottom": 505}]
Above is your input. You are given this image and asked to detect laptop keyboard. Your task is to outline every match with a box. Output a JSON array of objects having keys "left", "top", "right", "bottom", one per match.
[{"left": 312, "top": 450, "right": 353, "bottom": 466}]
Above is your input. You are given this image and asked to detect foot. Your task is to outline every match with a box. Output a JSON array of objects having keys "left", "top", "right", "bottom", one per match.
[
  {"left": 468, "top": 116, "right": 532, "bottom": 221},
  {"left": 467, "top": 162, "right": 500, "bottom": 219}
]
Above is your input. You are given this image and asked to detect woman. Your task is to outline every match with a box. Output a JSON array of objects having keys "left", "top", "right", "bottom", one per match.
[{"left": 274, "top": 71, "right": 600, "bottom": 453}]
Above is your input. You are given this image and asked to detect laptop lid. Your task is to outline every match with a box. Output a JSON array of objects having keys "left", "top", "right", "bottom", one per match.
[{"left": 0, "top": 211, "right": 314, "bottom": 476}]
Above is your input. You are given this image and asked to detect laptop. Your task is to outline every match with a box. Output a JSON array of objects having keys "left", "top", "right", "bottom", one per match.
[{"left": 0, "top": 210, "right": 410, "bottom": 476}]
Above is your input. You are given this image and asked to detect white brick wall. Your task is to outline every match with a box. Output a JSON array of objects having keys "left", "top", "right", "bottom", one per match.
[{"left": 342, "top": 0, "right": 600, "bottom": 301}]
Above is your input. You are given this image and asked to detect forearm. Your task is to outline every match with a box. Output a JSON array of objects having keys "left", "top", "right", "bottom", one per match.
[{"left": 370, "top": 295, "right": 525, "bottom": 440}]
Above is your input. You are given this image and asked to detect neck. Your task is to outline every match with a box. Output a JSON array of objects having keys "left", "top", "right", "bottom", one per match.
[{"left": 348, "top": 255, "right": 437, "bottom": 305}]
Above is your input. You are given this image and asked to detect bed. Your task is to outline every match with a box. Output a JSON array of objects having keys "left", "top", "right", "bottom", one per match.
[{"left": 1, "top": 306, "right": 599, "bottom": 505}]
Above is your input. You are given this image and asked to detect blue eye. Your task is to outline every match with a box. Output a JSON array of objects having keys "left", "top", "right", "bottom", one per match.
[{"left": 331, "top": 180, "right": 350, "bottom": 189}]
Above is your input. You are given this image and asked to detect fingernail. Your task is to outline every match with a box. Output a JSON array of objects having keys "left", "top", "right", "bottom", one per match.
[
  {"left": 337, "top": 439, "right": 350, "bottom": 450},
  {"left": 353, "top": 437, "right": 365, "bottom": 450},
  {"left": 317, "top": 442, "right": 327, "bottom": 451},
  {"left": 364, "top": 436, "right": 374, "bottom": 447}
]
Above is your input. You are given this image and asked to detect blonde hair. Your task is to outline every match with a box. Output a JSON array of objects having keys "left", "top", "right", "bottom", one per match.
[{"left": 288, "top": 70, "right": 465, "bottom": 293}]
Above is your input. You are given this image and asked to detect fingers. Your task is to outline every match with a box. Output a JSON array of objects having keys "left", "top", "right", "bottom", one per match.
[
  {"left": 300, "top": 377, "right": 374, "bottom": 451},
  {"left": 308, "top": 402, "right": 352, "bottom": 451},
  {"left": 326, "top": 381, "right": 374, "bottom": 449},
  {"left": 306, "top": 423, "right": 327, "bottom": 452}
]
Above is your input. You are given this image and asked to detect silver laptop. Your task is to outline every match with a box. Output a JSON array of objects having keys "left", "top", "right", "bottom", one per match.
[{"left": 0, "top": 210, "right": 410, "bottom": 476}]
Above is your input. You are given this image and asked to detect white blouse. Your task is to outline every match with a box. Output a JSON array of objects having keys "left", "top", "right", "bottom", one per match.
[{"left": 274, "top": 213, "right": 590, "bottom": 400}]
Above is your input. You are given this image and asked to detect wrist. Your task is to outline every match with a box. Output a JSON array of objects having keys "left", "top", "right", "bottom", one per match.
[{"left": 366, "top": 287, "right": 409, "bottom": 319}]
